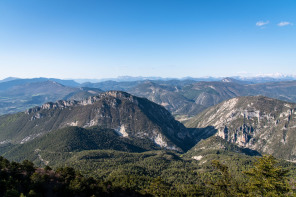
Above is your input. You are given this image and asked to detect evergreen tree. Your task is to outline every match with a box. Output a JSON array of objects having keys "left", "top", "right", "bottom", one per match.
[
  {"left": 146, "top": 177, "right": 171, "bottom": 196},
  {"left": 210, "top": 160, "right": 241, "bottom": 197},
  {"left": 244, "top": 155, "right": 291, "bottom": 196}
]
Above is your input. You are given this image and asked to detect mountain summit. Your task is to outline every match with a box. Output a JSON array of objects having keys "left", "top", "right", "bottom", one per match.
[
  {"left": 0, "top": 91, "right": 193, "bottom": 152},
  {"left": 186, "top": 96, "right": 296, "bottom": 160}
]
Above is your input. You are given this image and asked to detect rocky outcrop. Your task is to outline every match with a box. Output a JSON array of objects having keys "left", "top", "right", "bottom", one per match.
[
  {"left": 26, "top": 91, "right": 136, "bottom": 114},
  {"left": 1, "top": 91, "right": 193, "bottom": 152},
  {"left": 186, "top": 96, "right": 296, "bottom": 161}
]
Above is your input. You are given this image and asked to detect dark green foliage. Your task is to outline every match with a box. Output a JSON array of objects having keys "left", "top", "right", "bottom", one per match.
[
  {"left": 2, "top": 126, "right": 162, "bottom": 166},
  {"left": 145, "top": 177, "right": 171, "bottom": 196},
  {"left": 209, "top": 160, "right": 248, "bottom": 197},
  {"left": 1, "top": 154, "right": 296, "bottom": 196},
  {"left": 44, "top": 165, "right": 52, "bottom": 171},
  {"left": 4, "top": 189, "right": 19, "bottom": 197},
  {"left": 21, "top": 160, "right": 35, "bottom": 176},
  {"left": 0, "top": 156, "right": 144, "bottom": 197},
  {"left": 204, "top": 156, "right": 294, "bottom": 197},
  {"left": 244, "top": 155, "right": 291, "bottom": 196},
  {"left": 185, "top": 136, "right": 261, "bottom": 158},
  {"left": 210, "top": 160, "right": 234, "bottom": 196}
]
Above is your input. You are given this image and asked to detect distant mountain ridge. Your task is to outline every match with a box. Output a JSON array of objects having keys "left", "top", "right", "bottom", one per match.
[
  {"left": 0, "top": 77, "right": 19, "bottom": 83},
  {"left": 5, "top": 75, "right": 296, "bottom": 84},
  {"left": 84, "top": 75, "right": 296, "bottom": 83},
  {"left": 0, "top": 79, "right": 102, "bottom": 115},
  {"left": 127, "top": 79, "right": 296, "bottom": 119},
  {"left": 2, "top": 76, "right": 296, "bottom": 119},
  {"left": 0, "top": 77, "right": 80, "bottom": 90}
]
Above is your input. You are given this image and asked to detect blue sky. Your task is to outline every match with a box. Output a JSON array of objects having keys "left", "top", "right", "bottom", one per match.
[{"left": 0, "top": 0, "right": 295, "bottom": 79}]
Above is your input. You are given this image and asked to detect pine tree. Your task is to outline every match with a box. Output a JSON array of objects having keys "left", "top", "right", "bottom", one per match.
[
  {"left": 244, "top": 155, "right": 291, "bottom": 196},
  {"left": 210, "top": 160, "right": 242, "bottom": 197}
]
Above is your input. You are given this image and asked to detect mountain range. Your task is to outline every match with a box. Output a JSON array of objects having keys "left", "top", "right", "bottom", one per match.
[
  {"left": 0, "top": 79, "right": 102, "bottom": 115},
  {"left": 2, "top": 76, "right": 296, "bottom": 119},
  {"left": 1, "top": 76, "right": 296, "bottom": 182},
  {"left": 78, "top": 78, "right": 296, "bottom": 121},
  {"left": 1, "top": 90, "right": 296, "bottom": 162},
  {"left": 69, "top": 75, "right": 296, "bottom": 83}
]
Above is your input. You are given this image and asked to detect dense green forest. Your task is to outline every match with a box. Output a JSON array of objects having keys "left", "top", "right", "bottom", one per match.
[{"left": 1, "top": 155, "right": 295, "bottom": 196}]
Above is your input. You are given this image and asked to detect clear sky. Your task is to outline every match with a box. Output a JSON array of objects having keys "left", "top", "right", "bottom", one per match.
[{"left": 0, "top": 0, "right": 295, "bottom": 79}]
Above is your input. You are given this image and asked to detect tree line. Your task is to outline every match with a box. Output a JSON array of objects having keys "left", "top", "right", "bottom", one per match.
[{"left": 0, "top": 155, "right": 294, "bottom": 196}]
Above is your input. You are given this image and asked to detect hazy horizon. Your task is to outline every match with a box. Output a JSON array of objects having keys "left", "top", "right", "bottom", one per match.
[{"left": 2, "top": 72, "right": 296, "bottom": 82}]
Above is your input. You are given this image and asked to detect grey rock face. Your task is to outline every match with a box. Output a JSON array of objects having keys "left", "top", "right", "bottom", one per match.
[
  {"left": 1, "top": 91, "right": 193, "bottom": 152},
  {"left": 186, "top": 96, "right": 296, "bottom": 161}
]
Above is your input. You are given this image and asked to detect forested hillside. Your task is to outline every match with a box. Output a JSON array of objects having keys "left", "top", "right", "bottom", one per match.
[{"left": 0, "top": 155, "right": 294, "bottom": 196}]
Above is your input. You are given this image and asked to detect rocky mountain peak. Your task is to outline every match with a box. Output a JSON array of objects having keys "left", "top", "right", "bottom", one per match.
[
  {"left": 186, "top": 96, "right": 296, "bottom": 161},
  {"left": 100, "top": 90, "right": 136, "bottom": 101},
  {"left": 26, "top": 91, "right": 137, "bottom": 114},
  {"left": 4, "top": 91, "right": 193, "bottom": 152},
  {"left": 221, "top": 77, "right": 234, "bottom": 83}
]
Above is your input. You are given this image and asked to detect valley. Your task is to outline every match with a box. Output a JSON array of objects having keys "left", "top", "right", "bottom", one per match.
[
  {"left": 1, "top": 0, "right": 296, "bottom": 195},
  {"left": 1, "top": 77, "right": 296, "bottom": 196}
]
